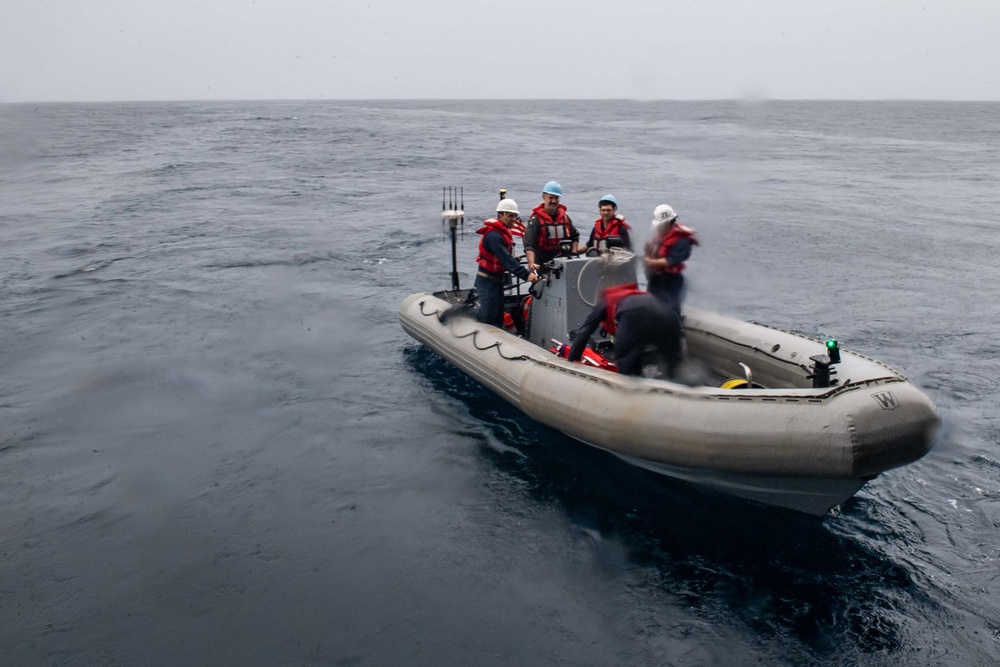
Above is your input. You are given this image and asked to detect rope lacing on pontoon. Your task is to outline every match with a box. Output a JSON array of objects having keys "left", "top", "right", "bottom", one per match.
[{"left": 418, "top": 299, "right": 530, "bottom": 361}]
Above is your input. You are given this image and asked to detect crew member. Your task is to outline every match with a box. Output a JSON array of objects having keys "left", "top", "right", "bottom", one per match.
[
  {"left": 584, "top": 194, "right": 631, "bottom": 253},
  {"left": 440, "top": 198, "right": 539, "bottom": 326},
  {"left": 567, "top": 283, "right": 682, "bottom": 377},
  {"left": 523, "top": 181, "right": 580, "bottom": 270},
  {"left": 643, "top": 204, "right": 698, "bottom": 314}
]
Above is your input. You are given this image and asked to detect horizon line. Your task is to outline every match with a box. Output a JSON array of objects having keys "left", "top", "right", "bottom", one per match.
[{"left": 3, "top": 97, "right": 999, "bottom": 105}]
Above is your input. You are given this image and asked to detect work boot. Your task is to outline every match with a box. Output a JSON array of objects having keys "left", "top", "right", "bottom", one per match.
[{"left": 438, "top": 304, "right": 475, "bottom": 324}]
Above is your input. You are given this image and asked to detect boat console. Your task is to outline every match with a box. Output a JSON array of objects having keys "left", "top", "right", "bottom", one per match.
[{"left": 522, "top": 252, "right": 638, "bottom": 351}]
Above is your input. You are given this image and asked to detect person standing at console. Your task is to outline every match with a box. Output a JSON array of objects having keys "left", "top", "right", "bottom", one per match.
[
  {"left": 584, "top": 194, "right": 631, "bottom": 253},
  {"left": 523, "top": 181, "right": 580, "bottom": 271},
  {"left": 644, "top": 204, "right": 698, "bottom": 315},
  {"left": 439, "top": 198, "right": 539, "bottom": 327}
]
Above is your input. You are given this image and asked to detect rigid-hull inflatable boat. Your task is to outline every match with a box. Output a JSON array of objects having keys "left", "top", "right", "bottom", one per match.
[{"left": 399, "top": 253, "right": 938, "bottom": 515}]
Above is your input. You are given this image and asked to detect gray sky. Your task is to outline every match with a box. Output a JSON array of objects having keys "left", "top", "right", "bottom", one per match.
[{"left": 2, "top": 0, "right": 998, "bottom": 102}]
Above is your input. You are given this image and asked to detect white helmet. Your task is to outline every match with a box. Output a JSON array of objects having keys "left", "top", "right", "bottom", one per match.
[
  {"left": 651, "top": 204, "right": 677, "bottom": 227},
  {"left": 496, "top": 198, "right": 520, "bottom": 215}
]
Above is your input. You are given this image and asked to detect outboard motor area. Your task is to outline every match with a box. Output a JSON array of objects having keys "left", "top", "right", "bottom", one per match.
[{"left": 527, "top": 252, "right": 637, "bottom": 349}]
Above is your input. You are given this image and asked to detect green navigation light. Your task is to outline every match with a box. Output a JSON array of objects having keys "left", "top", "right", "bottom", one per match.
[{"left": 826, "top": 339, "right": 841, "bottom": 364}]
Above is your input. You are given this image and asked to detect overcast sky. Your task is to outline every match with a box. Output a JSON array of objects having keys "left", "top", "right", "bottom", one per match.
[{"left": 2, "top": 0, "right": 998, "bottom": 103}]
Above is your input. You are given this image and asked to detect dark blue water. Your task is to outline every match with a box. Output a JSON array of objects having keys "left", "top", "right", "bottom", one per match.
[{"left": 2, "top": 100, "right": 999, "bottom": 666}]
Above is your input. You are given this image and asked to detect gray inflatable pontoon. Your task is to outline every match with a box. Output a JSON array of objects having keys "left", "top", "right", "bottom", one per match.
[{"left": 399, "top": 254, "right": 938, "bottom": 515}]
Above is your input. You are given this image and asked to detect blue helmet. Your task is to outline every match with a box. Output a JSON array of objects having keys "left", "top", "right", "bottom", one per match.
[
  {"left": 598, "top": 194, "right": 618, "bottom": 208},
  {"left": 542, "top": 181, "right": 563, "bottom": 197}
]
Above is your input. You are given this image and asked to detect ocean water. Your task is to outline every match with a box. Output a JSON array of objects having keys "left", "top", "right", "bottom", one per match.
[{"left": 1, "top": 99, "right": 999, "bottom": 666}]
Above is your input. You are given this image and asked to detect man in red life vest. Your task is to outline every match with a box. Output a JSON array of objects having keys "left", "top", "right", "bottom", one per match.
[
  {"left": 643, "top": 204, "right": 698, "bottom": 315},
  {"left": 566, "top": 283, "right": 682, "bottom": 377},
  {"left": 584, "top": 194, "right": 632, "bottom": 253},
  {"left": 439, "top": 198, "right": 540, "bottom": 326},
  {"left": 523, "top": 181, "right": 580, "bottom": 271}
]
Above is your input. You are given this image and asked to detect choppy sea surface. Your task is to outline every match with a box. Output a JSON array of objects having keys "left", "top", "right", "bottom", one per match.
[{"left": 2, "top": 99, "right": 999, "bottom": 666}]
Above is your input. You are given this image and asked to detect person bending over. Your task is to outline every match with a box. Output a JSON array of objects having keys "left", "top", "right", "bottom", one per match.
[{"left": 567, "top": 283, "right": 682, "bottom": 377}]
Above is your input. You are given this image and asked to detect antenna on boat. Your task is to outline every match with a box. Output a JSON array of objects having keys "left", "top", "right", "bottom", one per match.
[
  {"left": 442, "top": 187, "right": 464, "bottom": 221},
  {"left": 441, "top": 186, "right": 465, "bottom": 291},
  {"left": 449, "top": 215, "right": 459, "bottom": 291}
]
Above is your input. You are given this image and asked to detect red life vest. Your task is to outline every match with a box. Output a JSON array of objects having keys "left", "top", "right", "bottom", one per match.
[
  {"left": 531, "top": 203, "right": 572, "bottom": 251},
  {"left": 601, "top": 283, "right": 643, "bottom": 335},
  {"left": 647, "top": 223, "right": 698, "bottom": 275},
  {"left": 592, "top": 215, "right": 630, "bottom": 251},
  {"left": 476, "top": 218, "right": 514, "bottom": 275},
  {"left": 549, "top": 340, "right": 617, "bottom": 371}
]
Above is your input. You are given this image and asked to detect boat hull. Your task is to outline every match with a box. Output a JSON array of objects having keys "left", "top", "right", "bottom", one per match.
[{"left": 400, "top": 292, "right": 939, "bottom": 515}]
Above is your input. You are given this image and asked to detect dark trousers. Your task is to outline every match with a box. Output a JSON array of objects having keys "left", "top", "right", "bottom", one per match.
[
  {"left": 647, "top": 272, "right": 685, "bottom": 316},
  {"left": 613, "top": 294, "right": 682, "bottom": 377},
  {"left": 473, "top": 273, "right": 505, "bottom": 327}
]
